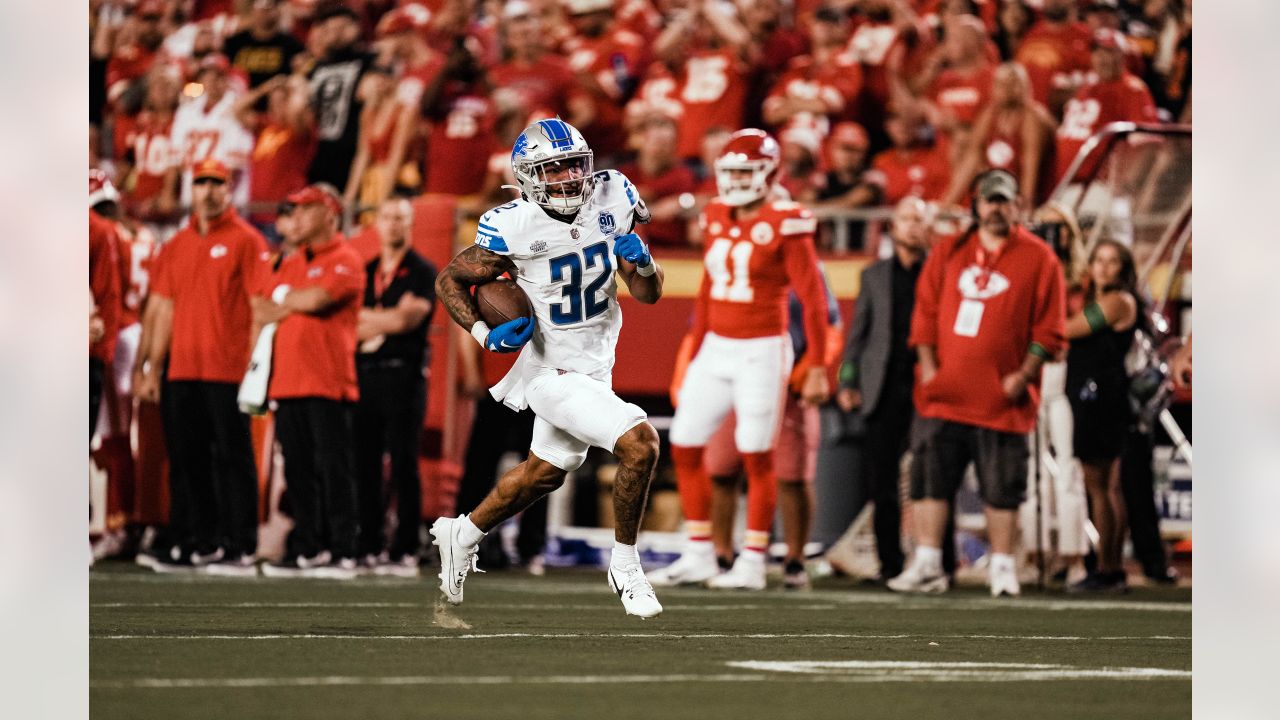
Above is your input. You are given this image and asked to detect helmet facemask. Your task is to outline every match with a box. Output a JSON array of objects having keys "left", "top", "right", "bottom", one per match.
[
  {"left": 714, "top": 157, "right": 776, "bottom": 207},
  {"left": 516, "top": 152, "right": 595, "bottom": 213}
]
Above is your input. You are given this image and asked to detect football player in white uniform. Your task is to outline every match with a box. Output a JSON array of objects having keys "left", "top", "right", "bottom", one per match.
[{"left": 433, "top": 119, "right": 666, "bottom": 618}]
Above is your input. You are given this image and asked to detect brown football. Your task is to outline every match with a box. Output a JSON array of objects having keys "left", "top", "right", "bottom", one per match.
[{"left": 475, "top": 279, "right": 533, "bottom": 327}]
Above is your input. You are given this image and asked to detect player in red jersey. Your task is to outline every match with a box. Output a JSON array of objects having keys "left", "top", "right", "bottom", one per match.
[
  {"left": 653, "top": 129, "right": 831, "bottom": 590},
  {"left": 1053, "top": 28, "right": 1158, "bottom": 185}
]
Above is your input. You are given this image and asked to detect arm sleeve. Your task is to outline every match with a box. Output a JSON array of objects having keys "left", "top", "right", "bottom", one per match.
[
  {"left": 781, "top": 227, "right": 830, "bottom": 371},
  {"left": 909, "top": 237, "right": 948, "bottom": 348},
  {"left": 1030, "top": 249, "right": 1067, "bottom": 358},
  {"left": 840, "top": 266, "right": 874, "bottom": 388}
]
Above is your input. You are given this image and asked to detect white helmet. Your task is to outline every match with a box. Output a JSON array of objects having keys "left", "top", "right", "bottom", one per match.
[{"left": 511, "top": 119, "right": 596, "bottom": 213}]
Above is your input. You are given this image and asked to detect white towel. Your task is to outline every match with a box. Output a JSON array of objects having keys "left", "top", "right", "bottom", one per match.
[{"left": 237, "top": 322, "right": 277, "bottom": 415}]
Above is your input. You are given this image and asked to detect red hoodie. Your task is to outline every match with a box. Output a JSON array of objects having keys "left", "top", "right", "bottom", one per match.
[{"left": 910, "top": 225, "right": 1065, "bottom": 434}]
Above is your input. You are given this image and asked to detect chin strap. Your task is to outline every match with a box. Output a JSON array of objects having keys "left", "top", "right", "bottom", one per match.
[{"left": 500, "top": 185, "right": 523, "bottom": 199}]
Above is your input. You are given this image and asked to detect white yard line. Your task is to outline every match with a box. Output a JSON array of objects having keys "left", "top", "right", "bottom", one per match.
[
  {"left": 91, "top": 602, "right": 837, "bottom": 611},
  {"left": 91, "top": 632, "right": 1189, "bottom": 642}
]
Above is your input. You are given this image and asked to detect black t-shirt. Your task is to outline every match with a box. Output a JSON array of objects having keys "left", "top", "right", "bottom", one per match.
[
  {"left": 307, "top": 46, "right": 374, "bottom": 189},
  {"left": 360, "top": 249, "right": 438, "bottom": 370},
  {"left": 887, "top": 255, "right": 921, "bottom": 385},
  {"left": 223, "top": 30, "right": 304, "bottom": 88}
]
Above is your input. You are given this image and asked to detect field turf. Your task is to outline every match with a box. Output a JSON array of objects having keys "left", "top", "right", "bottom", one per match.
[{"left": 90, "top": 562, "right": 1190, "bottom": 720}]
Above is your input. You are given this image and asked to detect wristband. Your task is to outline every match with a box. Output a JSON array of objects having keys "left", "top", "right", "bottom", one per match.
[
  {"left": 1028, "top": 342, "right": 1051, "bottom": 361},
  {"left": 271, "top": 284, "right": 291, "bottom": 305},
  {"left": 470, "top": 321, "right": 491, "bottom": 347},
  {"left": 636, "top": 260, "right": 658, "bottom": 277},
  {"left": 1082, "top": 302, "right": 1108, "bottom": 333}
]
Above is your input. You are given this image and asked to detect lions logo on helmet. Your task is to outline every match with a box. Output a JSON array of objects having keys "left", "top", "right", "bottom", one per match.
[{"left": 511, "top": 119, "right": 595, "bottom": 213}]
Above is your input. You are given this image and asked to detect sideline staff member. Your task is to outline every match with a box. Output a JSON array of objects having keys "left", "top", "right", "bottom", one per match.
[
  {"left": 354, "top": 196, "right": 437, "bottom": 574},
  {"left": 256, "top": 184, "right": 366, "bottom": 578}
]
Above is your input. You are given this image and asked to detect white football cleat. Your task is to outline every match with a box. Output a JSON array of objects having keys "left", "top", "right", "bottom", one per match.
[
  {"left": 886, "top": 560, "right": 950, "bottom": 594},
  {"left": 430, "top": 517, "right": 481, "bottom": 605},
  {"left": 989, "top": 558, "right": 1021, "bottom": 598},
  {"left": 706, "top": 550, "right": 767, "bottom": 590},
  {"left": 608, "top": 563, "right": 663, "bottom": 618},
  {"left": 647, "top": 544, "right": 719, "bottom": 587}
]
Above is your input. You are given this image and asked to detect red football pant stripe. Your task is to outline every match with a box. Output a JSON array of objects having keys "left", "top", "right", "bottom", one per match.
[
  {"left": 743, "top": 451, "right": 777, "bottom": 549},
  {"left": 671, "top": 444, "right": 712, "bottom": 531}
]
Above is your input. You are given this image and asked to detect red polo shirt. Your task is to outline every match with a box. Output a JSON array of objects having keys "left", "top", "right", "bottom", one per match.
[
  {"left": 90, "top": 211, "right": 122, "bottom": 363},
  {"left": 150, "top": 209, "right": 268, "bottom": 383},
  {"left": 265, "top": 236, "right": 365, "bottom": 402},
  {"left": 909, "top": 226, "right": 1066, "bottom": 434}
]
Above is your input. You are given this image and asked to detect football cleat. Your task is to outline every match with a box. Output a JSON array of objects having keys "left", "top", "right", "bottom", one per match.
[
  {"left": 430, "top": 516, "right": 482, "bottom": 605},
  {"left": 648, "top": 543, "right": 720, "bottom": 587},
  {"left": 886, "top": 560, "right": 950, "bottom": 594},
  {"left": 989, "top": 561, "right": 1021, "bottom": 598},
  {"left": 608, "top": 563, "right": 663, "bottom": 619},
  {"left": 783, "top": 560, "right": 811, "bottom": 591},
  {"left": 707, "top": 550, "right": 767, "bottom": 590}
]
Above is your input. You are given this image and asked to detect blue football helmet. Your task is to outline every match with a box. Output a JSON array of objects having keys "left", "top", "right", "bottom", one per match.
[{"left": 511, "top": 119, "right": 595, "bottom": 213}]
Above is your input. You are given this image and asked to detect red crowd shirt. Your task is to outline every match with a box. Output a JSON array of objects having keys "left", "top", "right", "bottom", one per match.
[
  {"left": 976, "top": 103, "right": 1058, "bottom": 204},
  {"left": 150, "top": 210, "right": 268, "bottom": 383},
  {"left": 563, "top": 28, "right": 651, "bottom": 157},
  {"left": 660, "top": 49, "right": 749, "bottom": 160},
  {"left": 120, "top": 111, "right": 175, "bottom": 214},
  {"left": 765, "top": 53, "right": 863, "bottom": 127},
  {"left": 867, "top": 143, "right": 952, "bottom": 204},
  {"left": 1054, "top": 73, "right": 1158, "bottom": 184},
  {"left": 249, "top": 120, "right": 316, "bottom": 214},
  {"left": 693, "top": 198, "right": 829, "bottom": 365},
  {"left": 112, "top": 222, "right": 158, "bottom": 328},
  {"left": 930, "top": 64, "right": 995, "bottom": 127},
  {"left": 489, "top": 55, "right": 587, "bottom": 121},
  {"left": 265, "top": 237, "right": 365, "bottom": 402},
  {"left": 90, "top": 211, "right": 123, "bottom": 363},
  {"left": 1014, "top": 20, "right": 1093, "bottom": 109},
  {"left": 909, "top": 226, "right": 1066, "bottom": 434},
  {"left": 423, "top": 88, "right": 496, "bottom": 196}
]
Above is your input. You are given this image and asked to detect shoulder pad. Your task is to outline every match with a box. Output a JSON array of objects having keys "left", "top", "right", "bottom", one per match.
[{"left": 475, "top": 201, "right": 527, "bottom": 255}]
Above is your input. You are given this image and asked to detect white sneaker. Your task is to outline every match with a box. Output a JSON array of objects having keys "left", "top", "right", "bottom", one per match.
[
  {"left": 989, "top": 560, "right": 1021, "bottom": 598},
  {"left": 648, "top": 544, "right": 719, "bottom": 587},
  {"left": 261, "top": 551, "right": 331, "bottom": 578},
  {"left": 374, "top": 554, "right": 420, "bottom": 578},
  {"left": 706, "top": 551, "right": 767, "bottom": 590},
  {"left": 607, "top": 563, "right": 663, "bottom": 618},
  {"left": 430, "top": 517, "right": 481, "bottom": 605},
  {"left": 202, "top": 554, "right": 259, "bottom": 578},
  {"left": 314, "top": 557, "right": 359, "bottom": 580},
  {"left": 886, "top": 560, "right": 950, "bottom": 594}
]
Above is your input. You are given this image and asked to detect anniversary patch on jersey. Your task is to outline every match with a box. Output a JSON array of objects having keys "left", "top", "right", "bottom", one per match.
[{"left": 599, "top": 211, "right": 616, "bottom": 235}]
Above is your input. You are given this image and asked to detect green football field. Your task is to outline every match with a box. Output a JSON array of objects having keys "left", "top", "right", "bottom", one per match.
[{"left": 90, "top": 562, "right": 1190, "bottom": 720}]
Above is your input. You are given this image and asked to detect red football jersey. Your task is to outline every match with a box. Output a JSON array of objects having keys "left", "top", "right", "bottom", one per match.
[
  {"left": 868, "top": 143, "right": 952, "bottom": 204},
  {"left": 976, "top": 103, "right": 1057, "bottom": 204},
  {"left": 489, "top": 55, "right": 587, "bottom": 122},
  {"left": 1054, "top": 73, "right": 1157, "bottom": 184},
  {"left": 563, "top": 28, "right": 650, "bottom": 156},
  {"left": 122, "top": 111, "right": 175, "bottom": 214},
  {"left": 113, "top": 222, "right": 158, "bottom": 328},
  {"left": 930, "top": 64, "right": 995, "bottom": 127},
  {"left": 1014, "top": 20, "right": 1093, "bottom": 109},
  {"left": 642, "top": 49, "right": 748, "bottom": 160},
  {"left": 423, "top": 89, "right": 496, "bottom": 196},
  {"left": 765, "top": 53, "right": 863, "bottom": 127},
  {"left": 693, "top": 199, "right": 828, "bottom": 364},
  {"left": 90, "top": 211, "right": 122, "bottom": 363},
  {"left": 249, "top": 120, "right": 316, "bottom": 214}
]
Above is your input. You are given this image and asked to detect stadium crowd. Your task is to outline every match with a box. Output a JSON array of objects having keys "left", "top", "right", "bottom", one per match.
[{"left": 88, "top": 0, "right": 1192, "bottom": 591}]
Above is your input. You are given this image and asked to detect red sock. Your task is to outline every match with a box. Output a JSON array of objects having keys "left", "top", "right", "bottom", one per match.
[
  {"left": 743, "top": 451, "right": 777, "bottom": 552},
  {"left": 671, "top": 445, "right": 711, "bottom": 536},
  {"left": 94, "top": 434, "right": 136, "bottom": 532}
]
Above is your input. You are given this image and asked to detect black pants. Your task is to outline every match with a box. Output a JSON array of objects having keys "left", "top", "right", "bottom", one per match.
[
  {"left": 458, "top": 394, "right": 544, "bottom": 562},
  {"left": 355, "top": 363, "right": 427, "bottom": 558},
  {"left": 90, "top": 359, "right": 106, "bottom": 440},
  {"left": 275, "top": 398, "right": 358, "bottom": 560},
  {"left": 161, "top": 381, "right": 259, "bottom": 556},
  {"left": 860, "top": 384, "right": 912, "bottom": 579},
  {"left": 1120, "top": 425, "right": 1170, "bottom": 576}
]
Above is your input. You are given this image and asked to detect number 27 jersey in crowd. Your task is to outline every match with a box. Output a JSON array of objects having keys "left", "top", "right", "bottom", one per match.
[{"left": 476, "top": 170, "right": 646, "bottom": 402}]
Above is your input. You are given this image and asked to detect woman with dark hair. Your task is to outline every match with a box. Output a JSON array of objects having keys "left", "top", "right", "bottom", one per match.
[{"left": 1064, "top": 239, "right": 1140, "bottom": 592}]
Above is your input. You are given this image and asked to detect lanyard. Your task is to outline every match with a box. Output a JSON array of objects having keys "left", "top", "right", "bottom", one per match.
[
  {"left": 973, "top": 241, "right": 1005, "bottom": 293},
  {"left": 373, "top": 259, "right": 404, "bottom": 307}
]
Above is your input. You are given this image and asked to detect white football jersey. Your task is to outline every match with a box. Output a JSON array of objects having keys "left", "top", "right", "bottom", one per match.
[{"left": 476, "top": 170, "right": 644, "bottom": 397}]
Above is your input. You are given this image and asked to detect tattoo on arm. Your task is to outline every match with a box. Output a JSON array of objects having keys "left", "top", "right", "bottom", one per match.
[{"left": 436, "top": 245, "right": 516, "bottom": 329}]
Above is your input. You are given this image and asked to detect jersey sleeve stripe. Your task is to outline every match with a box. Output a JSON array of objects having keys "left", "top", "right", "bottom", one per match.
[
  {"left": 475, "top": 232, "right": 510, "bottom": 254},
  {"left": 478, "top": 222, "right": 503, "bottom": 233}
]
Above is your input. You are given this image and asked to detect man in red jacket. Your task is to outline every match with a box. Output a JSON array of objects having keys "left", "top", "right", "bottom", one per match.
[{"left": 888, "top": 169, "right": 1065, "bottom": 598}]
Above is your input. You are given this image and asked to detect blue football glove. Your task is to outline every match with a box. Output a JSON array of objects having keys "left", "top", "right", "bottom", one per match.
[
  {"left": 485, "top": 316, "right": 535, "bottom": 353},
  {"left": 614, "top": 233, "right": 651, "bottom": 268}
]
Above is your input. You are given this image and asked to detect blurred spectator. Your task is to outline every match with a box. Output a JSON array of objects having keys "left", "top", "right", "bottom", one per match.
[
  {"left": 223, "top": 0, "right": 306, "bottom": 89},
  {"left": 89, "top": 180, "right": 123, "bottom": 440},
  {"left": 561, "top": 0, "right": 651, "bottom": 158},
  {"left": 812, "top": 121, "right": 878, "bottom": 248},
  {"left": 922, "top": 14, "right": 995, "bottom": 159},
  {"left": 740, "top": 0, "right": 810, "bottom": 128},
  {"left": 354, "top": 197, "right": 437, "bottom": 575},
  {"left": 1126, "top": 0, "right": 1191, "bottom": 119},
  {"left": 256, "top": 186, "right": 366, "bottom": 578},
  {"left": 163, "top": 54, "right": 255, "bottom": 215},
  {"left": 102, "top": 0, "right": 169, "bottom": 111},
  {"left": 420, "top": 30, "right": 498, "bottom": 195},
  {"left": 867, "top": 107, "right": 951, "bottom": 205},
  {"left": 1053, "top": 28, "right": 1158, "bottom": 185},
  {"left": 1081, "top": 0, "right": 1145, "bottom": 75},
  {"left": 307, "top": 3, "right": 377, "bottom": 191},
  {"left": 235, "top": 74, "right": 317, "bottom": 231},
  {"left": 616, "top": 115, "right": 699, "bottom": 247},
  {"left": 776, "top": 122, "right": 826, "bottom": 203},
  {"left": 836, "top": 196, "right": 934, "bottom": 582},
  {"left": 135, "top": 160, "right": 267, "bottom": 575},
  {"left": 846, "top": 0, "right": 934, "bottom": 150},
  {"left": 636, "top": 0, "right": 752, "bottom": 160},
  {"left": 992, "top": 0, "right": 1033, "bottom": 61},
  {"left": 889, "top": 170, "right": 1065, "bottom": 597},
  {"left": 117, "top": 66, "right": 183, "bottom": 223},
  {"left": 1063, "top": 238, "right": 1138, "bottom": 592},
  {"left": 1014, "top": 0, "right": 1092, "bottom": 116},
  {"left": 1171, "top": 333, "right": 1191, "bottom": 389},
  {"left": 762, "top": 6, "right": 861, "bottom": 135},
  {"left": 490, "top": 1, "right": 594, "bottom": 127},
  {"left": 943, "top": 62, "right": 1056, "bottom": 208}
]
